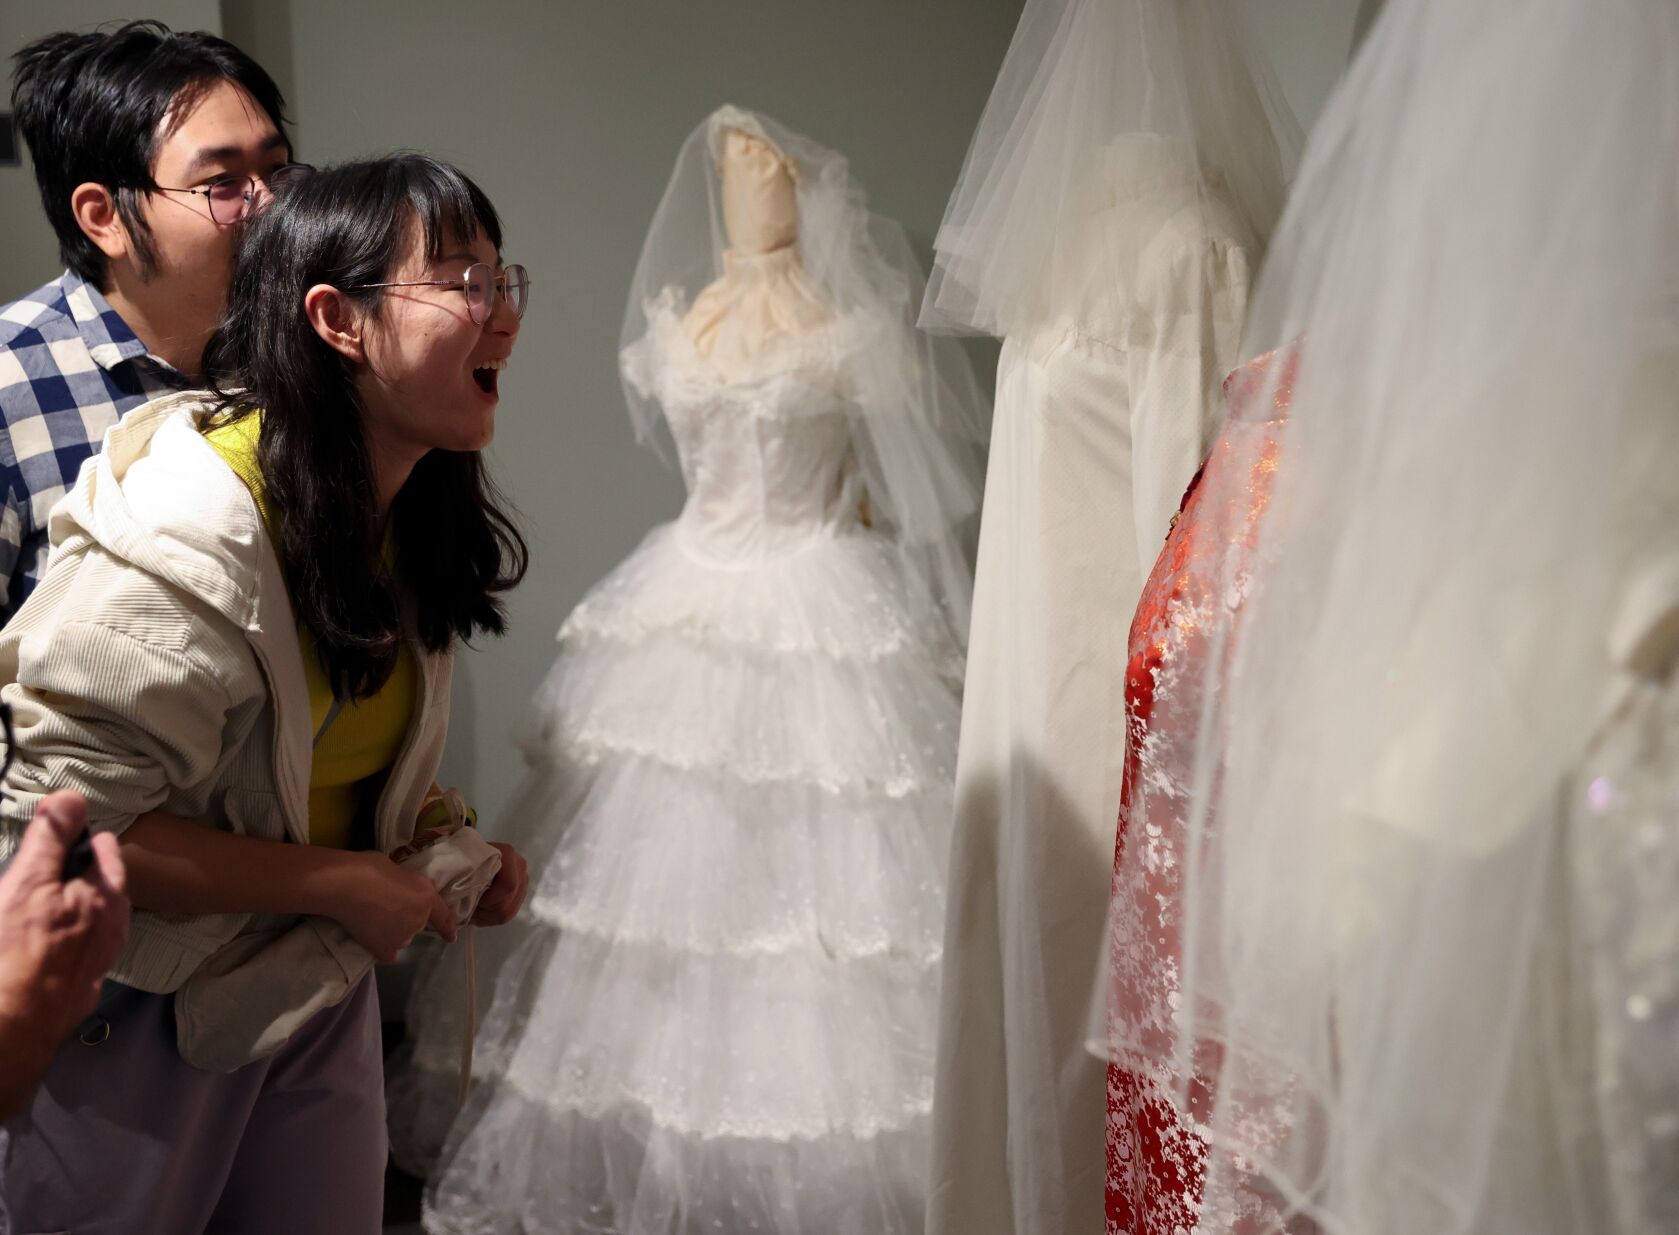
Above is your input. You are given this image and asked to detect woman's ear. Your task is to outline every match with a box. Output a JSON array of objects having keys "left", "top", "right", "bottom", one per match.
[
  {"left": 71, "top": 183, "right": 131, "bottom": 264},
  {"left": 304, "top": 284, "right": 366, "bottom": 363}
]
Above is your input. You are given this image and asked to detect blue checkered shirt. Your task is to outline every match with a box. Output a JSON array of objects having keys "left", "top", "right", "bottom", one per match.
[{"left": 0, "top": 272, "right": 183, "bottom": 622}]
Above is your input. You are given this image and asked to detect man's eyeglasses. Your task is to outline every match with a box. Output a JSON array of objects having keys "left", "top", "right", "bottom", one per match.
[
  {"left": 149, "top": 162, "right": 316, "bottom": 226},
  {"left": 349, "top": 262, "right": 531, "bottom": 326}
]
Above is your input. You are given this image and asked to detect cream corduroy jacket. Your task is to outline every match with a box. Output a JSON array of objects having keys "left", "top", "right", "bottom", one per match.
[{"left": 0, "top": 391, "right": 452, "bottom": 996}]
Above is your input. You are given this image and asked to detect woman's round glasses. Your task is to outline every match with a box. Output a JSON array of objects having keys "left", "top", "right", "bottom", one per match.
[
  {"left": 149, "top": 162, "right": 316, "bottom": 226},
  {"left": 350, "top": 263, "right": 531, "bottom": 326}
]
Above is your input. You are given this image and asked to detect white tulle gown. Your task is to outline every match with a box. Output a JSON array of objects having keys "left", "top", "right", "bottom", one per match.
[{"left": 415, "top": 286, "right": 962, "bottom": 1235}]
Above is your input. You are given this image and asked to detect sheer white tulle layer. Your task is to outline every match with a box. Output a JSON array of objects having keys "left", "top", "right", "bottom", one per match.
[
  {"left": 399, "top": 306, "right": 961, "bottom": 1235},
  {"left": 1095, "top": 2, "right": 1679, "bottom": 1230}
]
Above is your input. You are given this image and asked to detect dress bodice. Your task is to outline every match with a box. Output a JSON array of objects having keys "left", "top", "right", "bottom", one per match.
[{"left": 623, "top": 292, "right": 862, "bottom": 564}]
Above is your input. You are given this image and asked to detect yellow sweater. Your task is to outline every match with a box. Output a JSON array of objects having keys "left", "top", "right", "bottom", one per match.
[{"left": 204, "top": 415, "right": 416, "bottom": 849}]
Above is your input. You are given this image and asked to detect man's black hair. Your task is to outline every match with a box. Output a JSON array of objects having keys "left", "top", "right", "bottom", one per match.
[{"left": 11, "top": 20, "right": 289, "bottom": 286}]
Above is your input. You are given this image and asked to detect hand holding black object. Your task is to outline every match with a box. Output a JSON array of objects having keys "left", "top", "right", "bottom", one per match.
[
  {"left": 60, "top": 827, "right": 95, "bottom": 882},
  {"left": 0, "top": 791, "right": 131, "bottom": 1119}
]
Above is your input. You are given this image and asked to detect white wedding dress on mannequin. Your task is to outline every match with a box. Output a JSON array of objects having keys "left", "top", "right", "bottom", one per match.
[
  {"left": 411, "top": 106, "right": 986, "bottom": 1235},
  {"left": 916, "top": 5, "right": 1297, "bottom": 1233}
]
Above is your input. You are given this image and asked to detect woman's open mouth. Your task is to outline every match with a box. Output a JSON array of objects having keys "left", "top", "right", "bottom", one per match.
[{"left": 473, "top": 357, "right": 507, "bottom": 395}]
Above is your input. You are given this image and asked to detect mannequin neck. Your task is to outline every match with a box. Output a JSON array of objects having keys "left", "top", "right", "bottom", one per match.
[{"left": 682, "top": 244, "right": 832, "bottom": 374}]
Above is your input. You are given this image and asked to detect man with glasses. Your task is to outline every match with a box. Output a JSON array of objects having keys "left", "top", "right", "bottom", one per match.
[{"left": 0, "top": 21, "right": 296, "bottom": 622}]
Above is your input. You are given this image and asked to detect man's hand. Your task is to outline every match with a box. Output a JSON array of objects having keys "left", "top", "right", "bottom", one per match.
[
  {"left": 470, "top": 842, "right": 529, "bottom": 926},
  {"left": 0, "top": 791, "right": 130, "bottom": 1119}
]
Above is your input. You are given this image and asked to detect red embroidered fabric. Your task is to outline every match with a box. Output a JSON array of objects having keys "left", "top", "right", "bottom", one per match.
[{"left": 1104, "top": 349, "right": 1295, "bottom": 1234}]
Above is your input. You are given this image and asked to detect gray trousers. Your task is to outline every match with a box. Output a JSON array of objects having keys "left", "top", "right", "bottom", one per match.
[{"left": 0, "top": 975, "right": 386, "bottom": 1235}]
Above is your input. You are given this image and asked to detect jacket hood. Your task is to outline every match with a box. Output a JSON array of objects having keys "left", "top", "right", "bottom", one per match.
[{"left": 48, "top": 391, "right": 274, "bottom": 632}]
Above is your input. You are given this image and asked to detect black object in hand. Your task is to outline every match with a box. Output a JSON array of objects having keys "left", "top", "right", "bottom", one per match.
[{"left": 60, "top": 827, "right": 95, "bottom": 882}]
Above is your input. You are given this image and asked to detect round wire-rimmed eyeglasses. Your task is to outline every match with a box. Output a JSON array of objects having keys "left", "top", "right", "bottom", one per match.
[
  {"left": 148, "top": 162, "right": 317, "bottom": 226},
  {"left": 349, "top": 263, "right": 531, "bottom": 326}
]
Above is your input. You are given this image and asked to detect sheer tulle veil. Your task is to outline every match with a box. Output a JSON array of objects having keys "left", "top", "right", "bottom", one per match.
[
  {"left": 1099, "top": 0, "right": 1679, "bottom": 1231},
  {"left": 619, "top": 106, "right": 988, "bottom": 645},
  {"left": 919, "top": 0, "right": 1300, "bottom": 337}
]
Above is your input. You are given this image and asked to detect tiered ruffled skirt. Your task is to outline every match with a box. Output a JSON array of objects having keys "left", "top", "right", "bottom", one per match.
[{"left": 396, "top": 522, "right": 962, "bottom": 1235}]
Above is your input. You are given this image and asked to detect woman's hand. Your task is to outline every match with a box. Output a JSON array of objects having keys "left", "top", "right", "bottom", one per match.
[
  {"left": 471, "top": 842, "right": 529, "bottom": 927},
  {"left": 327, "top": 851, "right": 456, "bottom": 963}
]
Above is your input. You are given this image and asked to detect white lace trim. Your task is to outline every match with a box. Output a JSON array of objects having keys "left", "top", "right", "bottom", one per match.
[
  {"left": 524, "top": 897, "right": 943, "bottom": 967},
  {"left": 557, "top": 604, "right": 958, "bottom": 671},
  {"left": 498, "top": 1072, "right": 934, "bottom": 1145},
  {"left": 546, "top": 728, "right": 939, "bottom": 801},
  {"left": 419, "top": 1093, "right": 932, "bottom": 1235}
]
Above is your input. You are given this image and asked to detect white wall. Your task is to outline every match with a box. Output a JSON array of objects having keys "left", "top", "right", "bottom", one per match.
[
  {"left": 1250, "top": 0, "right": 1371, "bottom": 131},
  {"left": 1, "top": 1, "right": 222, "bottom": 287}
]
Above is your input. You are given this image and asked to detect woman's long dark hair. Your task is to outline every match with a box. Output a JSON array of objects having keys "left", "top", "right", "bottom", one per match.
[{"left": 203, "top": 153, "right": 528, "bottom": 699}]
